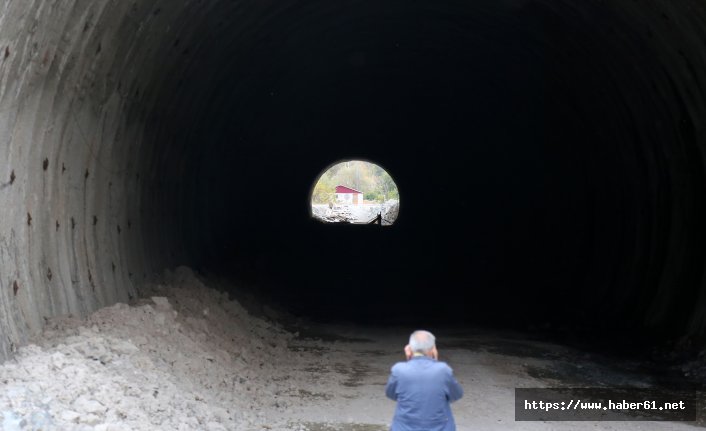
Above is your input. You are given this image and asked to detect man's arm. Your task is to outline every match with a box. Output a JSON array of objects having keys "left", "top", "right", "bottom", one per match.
[
  {"left": 445, "top": 366, "right": 463, "bottom": 402},
  {"left": 385, "top": 366, "right": 399, "bottom": 400}
]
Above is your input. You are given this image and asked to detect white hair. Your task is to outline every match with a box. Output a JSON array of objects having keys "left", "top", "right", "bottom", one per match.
[{"left": 409, "top": 330, "right": 436, "bottom": 354}]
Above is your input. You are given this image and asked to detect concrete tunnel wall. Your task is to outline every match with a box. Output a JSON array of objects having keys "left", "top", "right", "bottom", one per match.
[
  {"left": 0, "top": 0, "right": 199, "bottom": 359},
  {"left": 0, "top": 0, "right": 705, "bottom": 361}
]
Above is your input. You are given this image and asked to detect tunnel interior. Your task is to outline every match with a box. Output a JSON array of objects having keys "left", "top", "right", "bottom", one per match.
[{"left": 1, "top": 0, "right": 705, "bottom": 361}]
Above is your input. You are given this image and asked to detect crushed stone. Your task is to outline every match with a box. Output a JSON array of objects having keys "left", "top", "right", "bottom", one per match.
[{"left": 0, "top": 266, "right": 308, "bottom": 430}]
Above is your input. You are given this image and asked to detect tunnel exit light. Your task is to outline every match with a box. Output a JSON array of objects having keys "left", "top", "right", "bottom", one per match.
[{"left": 310, "top": 160, "right": 399, "bottom": 225}]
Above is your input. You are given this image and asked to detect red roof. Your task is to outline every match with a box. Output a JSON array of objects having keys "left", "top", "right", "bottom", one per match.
[{"left": 335, "top": 185, "right": 363, "bottom": 194}]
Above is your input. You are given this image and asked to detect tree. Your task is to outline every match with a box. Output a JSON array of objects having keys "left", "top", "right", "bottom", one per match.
[
  {"left": 312, "top": 161, "right": 398, "bottom": 204},
  {"left": 311, "top": 172, "right": 335, "bottom": 204},
  {"left": 379, "top": 170, "right": 398, "bottom": 201}
]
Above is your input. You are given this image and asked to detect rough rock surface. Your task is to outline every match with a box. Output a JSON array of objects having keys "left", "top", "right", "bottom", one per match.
[
  {"left": 0, "top": 267, "right": 297, "bottom": 431},
  {"left": 312, "top": 200, "right": 399, "bottom": 225}
]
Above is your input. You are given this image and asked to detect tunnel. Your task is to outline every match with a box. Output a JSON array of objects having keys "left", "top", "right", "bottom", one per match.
[{"left": 0, "top": 0, "right": 705, "bottom": 367}]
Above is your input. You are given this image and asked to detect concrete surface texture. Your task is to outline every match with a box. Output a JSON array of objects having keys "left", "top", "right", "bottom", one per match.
[
  {"left": 0, "top": 0, "right": 705, "bottom": 393},
  {"left": 0, "top": 0, "right": 246, "bottom": 359}
]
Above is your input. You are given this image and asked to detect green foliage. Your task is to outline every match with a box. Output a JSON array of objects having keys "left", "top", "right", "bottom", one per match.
[
  {"left": 311, "top": 173, "right": 335, "bottom": 204},
  {"left": 378, "top": 170, "right": 398, "bottom": 201},
  {"left": 312, "top": 161, "right": 399, "bottom": 204},
  {"left": 364, "top": 192, "right": 382, "bottom": 202}
]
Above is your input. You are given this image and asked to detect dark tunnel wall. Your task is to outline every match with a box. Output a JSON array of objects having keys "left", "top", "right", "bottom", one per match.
[{"left": 0, "top": 0, "right": 704, "bottom": 360}]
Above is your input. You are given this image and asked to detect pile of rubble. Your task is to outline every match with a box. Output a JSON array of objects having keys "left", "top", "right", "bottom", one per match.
[
  {"left": 0, "top": 267, "right": 300, "bottom": 430},
  {"left": 312, "top": 200, "right": 399, "bottom": 225},
  {"left": 380, "top": 200, "right": 399, "bottom": 226},
  {"left": 312, "top": 204, "right": 354, "bottom": 223}
]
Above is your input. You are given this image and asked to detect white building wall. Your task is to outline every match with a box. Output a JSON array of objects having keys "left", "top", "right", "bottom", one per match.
[{"left": 335, "top": 192, "right": 363, "bottom": 204}]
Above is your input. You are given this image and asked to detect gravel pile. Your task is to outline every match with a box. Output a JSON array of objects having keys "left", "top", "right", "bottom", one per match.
[
  {"left": 0, "top": 267, "right": 302, "bottom": 431},
  {"left": 312, "top": 200, "right": 399, "bottom": 225}
]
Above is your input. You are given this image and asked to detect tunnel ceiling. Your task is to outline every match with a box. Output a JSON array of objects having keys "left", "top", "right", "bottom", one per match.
[{"left": 0, "top": 0, "right": 705, "bottom": 359}]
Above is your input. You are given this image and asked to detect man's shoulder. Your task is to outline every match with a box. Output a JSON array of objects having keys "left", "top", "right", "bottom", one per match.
[
  {"left": 434, "top": 360, "right": 454, "bottom": 374},
  {"left": 390, "top": 361, "right": 407, "bottom": 373},
  {"left": 391, "top": 359, "right": 453, "bottom": 373}
]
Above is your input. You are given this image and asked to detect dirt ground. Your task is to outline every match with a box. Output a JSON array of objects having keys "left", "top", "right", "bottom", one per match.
[
  {"left": 274, "top": 324, "right": 704, "bottom": 431},
  {"left": 0, "top": 267, "right": 702, "bottom": 430}
]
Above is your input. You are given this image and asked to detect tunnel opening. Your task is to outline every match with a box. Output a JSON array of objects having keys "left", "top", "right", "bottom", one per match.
[
  {"left": 311, "top": 160, "right": 400, "bottom": 225},
  {"left": 0, "top": 0, "right": 704, "bottom": 369}
]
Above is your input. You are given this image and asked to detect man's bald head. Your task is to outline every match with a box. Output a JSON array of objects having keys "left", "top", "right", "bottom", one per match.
[{"left": 409, "top": 330, "right": 436, "bottom": 354}]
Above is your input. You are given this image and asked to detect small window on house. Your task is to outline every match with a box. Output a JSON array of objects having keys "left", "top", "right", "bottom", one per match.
[{"left": 311, "top": 160, "right": 400, "bottom": 225}]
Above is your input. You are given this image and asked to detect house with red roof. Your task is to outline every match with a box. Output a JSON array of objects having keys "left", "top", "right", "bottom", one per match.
[{"left": 335, "top": 185, "right": 364, "bottom": 205}]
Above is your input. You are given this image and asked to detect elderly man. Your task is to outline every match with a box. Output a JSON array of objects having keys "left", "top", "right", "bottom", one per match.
[{"left": 385, "top": 330, "right": 463, "bottom": 431}]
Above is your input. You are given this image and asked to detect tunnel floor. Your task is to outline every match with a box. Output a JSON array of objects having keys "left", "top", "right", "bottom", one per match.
[{"left": 0, "top": 268, "right": 703, "bottom": 430}]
